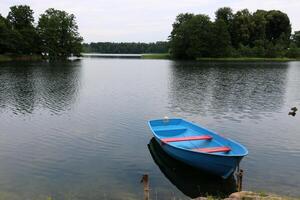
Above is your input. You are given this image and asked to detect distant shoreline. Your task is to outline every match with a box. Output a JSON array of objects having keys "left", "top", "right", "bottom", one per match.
[{"left": 2, "top": 53, "right": 300, "bottom": 62}]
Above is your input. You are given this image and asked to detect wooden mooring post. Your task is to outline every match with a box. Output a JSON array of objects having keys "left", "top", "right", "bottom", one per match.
[
  {"left": 236, "top": 167, "right": 244, "bottom": 192},
  {"left": 141, "top": 174, "right": 150, "bottom": 200}
]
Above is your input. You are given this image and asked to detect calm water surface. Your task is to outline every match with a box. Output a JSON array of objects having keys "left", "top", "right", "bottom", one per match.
[{"left": 0, "top": 58, "right": 300, "bottom": 199}]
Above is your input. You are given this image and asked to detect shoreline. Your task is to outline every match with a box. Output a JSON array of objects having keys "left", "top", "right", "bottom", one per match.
[
  {"left": 0, "top": 54, "right": 43, "bottom": 62},
  {"left": 196, "top": 57, "right": 300, "bottom": 62},
  {"left": 198, "top": 191, "right": 300, "bottom": 200},
  {"left": 2, "top": 53, "right": 300, "bottom": 62},
  {"left": 142, "top": 54, "right": 300, "bottom": 61},
  {"left": 0, "top": 191, "right": 298, "bottom": 200}
]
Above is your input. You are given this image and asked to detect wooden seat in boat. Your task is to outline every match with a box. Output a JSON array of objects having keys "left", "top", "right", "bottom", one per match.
[
  {"left": 193, "top": 146, "right": 231, "bottom": 153},
  {"left": 161, "top": 135, "right": 212, "bottom": 143}
]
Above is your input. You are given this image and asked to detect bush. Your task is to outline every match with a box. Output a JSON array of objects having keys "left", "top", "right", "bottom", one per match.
[{"left": 286, "top": 44, "right": 300, "bottom": 58}]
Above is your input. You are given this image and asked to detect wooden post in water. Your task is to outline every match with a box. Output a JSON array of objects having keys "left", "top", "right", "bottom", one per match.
[
  {"left": 236, "top": 169, "right": 244, "bottom": 192},
  {"left": 141, "top": 174, "right": 150, "bottom": 200}
]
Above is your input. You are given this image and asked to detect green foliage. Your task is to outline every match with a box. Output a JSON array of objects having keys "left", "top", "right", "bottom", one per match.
[
  {"left": 169, "top": 7, "right": 295, "bottom": 59},
  {"left": 169, "top": 13, "right": 195, "bottom": 59},
  {"left": 210, "top": 19, "right": 232, "bottom": 57},
  {"left": 169, "top": 14, "right": 214, "bottom": 59},
  {"left": 84, "top": 41, "right": 169, "bottom": 54},
  {"left": 0, "top": 15, "right": 10, "bottom": 53},
  {"left": 184, "top": 14, "right": 213, "bottom": 59},
  {"left": 0, "top": 5, "right": 82, "bottom": 59},
  {"left": 265, "top": 10, "right": 291, "bottom": 46},
  {"left": 6, "top": 5, "right": 39, "bottom": 54},
  {"left": 7, "top": 5, "right": 34, "bottom": 29},
  {"left": 215, "top": 7, "right": 233, "bottom": 26},
  {"left": 292, "top": 31, "right": 300, "bottom": 48},
  {"left": 231, "top": 9, "right": 253, "bottom": 47},
  {"left": 38, "top": 8, "right": 83, "bottom": 59},
  {"left": 286, "top": 44, "right": 300, "bottom": 58},
  {"left": 251, "top": 10, "right": 267, "bottom": 45}
]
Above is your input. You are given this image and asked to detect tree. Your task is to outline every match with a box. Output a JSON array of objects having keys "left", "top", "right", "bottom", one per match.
[
  {"left": 251, "top": 10, "right": 267, "bottom": 46},
  {"left": 169, "top": 13, "right": 194, "bottom": 59},
  {"left": 170, "top": 13, "right": 194, "bottom": 34},
  {"left": 7, "top": 5, "right": 34, "bottom": 29},
  {"left": 292, "top": 31, "right": 300, "bottom": 47},
  {"left": 231, "top": 9, "right": 254, "bottom": 48},
  {"left": 215, "top": 7, "right": 233, "bottom": 26},
  {"left": 185, "top": 15, "right": 213, "bottom": 59},
  {"left": 0, "top": 14, "right": 22, "bottom": 54},
  {"left": 82, "top": 41, "right": 169, "bottom": 54},
  {"left": 7, "top": 5, "right": 39, "bottom": 54},
  {"left": 0, "top": 14, "right": 9, "bottom": 53},
  {"left": 265, "top": 10, "right": 291, "bottom": 46},
  {"left": 37, "top": 8, "right": 83, "bottom": 59},
  {"left": 169, "top": 14, "right": 214, "bottom": 59},
  {"left": 210, "top": 19, "right": 232, "bottom": 57}
]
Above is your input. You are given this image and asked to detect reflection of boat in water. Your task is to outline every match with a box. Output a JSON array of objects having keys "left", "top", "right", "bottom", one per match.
[
  {"left": 148, "top": 118, "right": 248, "bottom": 178},
  {"left": 148, "top": 138, "right": 237, "bottom": 199}
]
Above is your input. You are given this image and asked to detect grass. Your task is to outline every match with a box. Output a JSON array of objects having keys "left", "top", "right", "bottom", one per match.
[
  {"left": 0, "top": 55, "right": 12, "bottom": 62},
  {"left": 0, "top": 54, "right": 43, "bottom": 62},
  {"left": 257, "top": 191, "right": 269, "bottom": 197},
  {"left": 141, "top": 53, "right": 170, "bottom": 59},
  {"left": 141, "top": 54, "right": 300, "bottom": 61},
  {"left": 196, "top": 57, "right": 299, "bottom": 62}
]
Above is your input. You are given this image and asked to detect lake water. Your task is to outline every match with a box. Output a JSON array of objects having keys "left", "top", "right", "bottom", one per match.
[{"left": 0, "top": 58, "right": 300, "bottom": 200}]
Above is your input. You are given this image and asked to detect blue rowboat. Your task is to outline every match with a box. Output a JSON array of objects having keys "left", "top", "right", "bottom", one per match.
[
  {"left": 148, "top": 118, "right": 248, "bottom": 179},
  {"left": 148, "top": 138, "right": 237, "bottom": 198}
]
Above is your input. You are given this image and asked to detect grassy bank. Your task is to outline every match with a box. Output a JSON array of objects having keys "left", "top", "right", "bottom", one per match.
[
  {"left": 141, "top": 54, "right": 300, "bottom": 61},
  {"left": 0, "top": 55, "right": 12, "bottom": 62},
  {"left": 0, "top": 54, "right": 43, "bottom": 62},
  {"left": 141, "top": 53, "right": 170, "bottom": 59},
  {"left": 196, "top": 57, "right": 299, "bottom": 62}
]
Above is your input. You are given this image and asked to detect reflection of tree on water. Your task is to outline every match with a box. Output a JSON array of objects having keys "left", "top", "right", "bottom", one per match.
[
  {"left": 0, "top": 61, "right": 82, "bottom": 115},
  {"left": 0, "top": 65, "right": 36, "bottom": 114},
  {"left": 38, "top": 61, "right": 82, "bottom": 114},
  {"left": 168, "top": 62, "right": 288, "bottom": 118},
  {"left": 148, "top": 138, "right": 236, "bottom": 199}
]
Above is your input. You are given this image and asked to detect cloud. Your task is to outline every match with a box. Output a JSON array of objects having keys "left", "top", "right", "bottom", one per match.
[{"left": 1, "top": 0, "right": 300, "bottom": 42}]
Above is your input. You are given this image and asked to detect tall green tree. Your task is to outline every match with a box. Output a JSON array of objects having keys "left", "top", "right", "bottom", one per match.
[
  {"left": 231, "top": 9, "right": 254, "bottom": 48},
  {"left": 7, "top": 5, "right": 34, "bottom": 29},
  {"left": 0, "top": 14, "right": 22, "bottom": 54},
  {"left": 184, "top": 14, "right": 213, "bottom": 59},
  {"left": 210, "top": 19, "right": 232, "bottom": 57},
  {"left": 265, "top": 10, "right": 291, "bottom": 46},
  {"left": 292, "top": 31, "right": 300, "bottom": 47},
  {"left": 215, "top": 7, "right": 233, "bottom": 27},
  {"left": 169, "top": 14, "right": 213, "bottom": 59},
  {"left": 251, "top": 10, "right": 267, "bottom": 44},
  {"left": 37, "top": 8, "right": 83, "bottom": 59},
  {"left": 169, "top": 13, "right": 194, "bottom": 59},
  {"left": 7, "top": 5, "right": 39, "bottom": 54},
  {"left": 0, "top": 14, "right": 9, "bottom": 53}
]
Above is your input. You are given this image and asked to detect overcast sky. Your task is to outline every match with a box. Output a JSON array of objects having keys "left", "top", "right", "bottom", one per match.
[{"left": 1, "top": 0, "right": 300, "bottom": 43}]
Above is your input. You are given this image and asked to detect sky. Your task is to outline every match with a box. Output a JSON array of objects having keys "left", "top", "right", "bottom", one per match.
[{"left": 1, "top": 0, "right": 300, "bottom": 43}]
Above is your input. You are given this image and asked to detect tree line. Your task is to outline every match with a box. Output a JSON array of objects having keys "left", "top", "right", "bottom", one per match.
[
  {"left": 83, "top": 41, "right": 169, "bottom": 54},
  {"left": 169, "top": 7, "right": 300, "bottom": 59},
  {"left": 0, "top": 5, "right": 82, "bottom": 59}
]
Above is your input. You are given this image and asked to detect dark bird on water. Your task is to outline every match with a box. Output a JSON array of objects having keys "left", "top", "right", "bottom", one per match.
[
  {"left": 288, "top": 107, "right": 297, "bottom": 116},
  {"left": 291, "top": 107, "right": 298, "bottom": 112}
]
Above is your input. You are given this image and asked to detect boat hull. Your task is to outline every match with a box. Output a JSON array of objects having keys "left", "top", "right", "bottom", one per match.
[
  {"left": 148, "top": 138, "right": 237, "bottom": 198},
  {"left": 148, "top": 118, "right": 248, "bottom": 179},
  {"left": 156, "top": 137, "right": 242, "bottom": 178}
]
